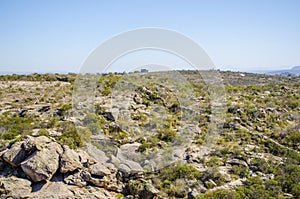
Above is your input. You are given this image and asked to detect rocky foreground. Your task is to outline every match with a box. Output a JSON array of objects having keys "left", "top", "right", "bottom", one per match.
[{"left": 0, "top": 135, "right": 160, "bottom": 199}]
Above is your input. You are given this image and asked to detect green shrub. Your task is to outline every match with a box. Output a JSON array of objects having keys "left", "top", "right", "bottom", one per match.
[
  {"left": 137, "top": 135, "right": 159, "bottom": 152},
  {"left": 284, "top": 131, "right": 300, "bottom": 148},
  {"left": 195, "top": 135, "right": 205, "bottom": 145},
  {"left": 201, "top": 167, "right": 226, "bottom": 186},
  {"left": 58, "top": 104, "right": 72, "bottom": 115},
  {"left": 45, "top": 116, "right": 60, "bottom": 128},
  {"left": 205, "top": 156, "right": 223, "bottom": 167},
  {"left": 77, "top": 127, "right": 92, "bottom": 143},
  {"left": 198, "top": 189, "right": 241, "bottom": 199},
  {"left": 87, "top": 123, "right": 102, "bottom": 135},
  {"left": 2, "top": 131, "right": 20, "bottom": 140},
  {"left": 167, "top": 179, "right": 188, "bottom": 198},
  {"left": 230, "top": 165, "right": 249, "bottom": 178},
  {"left": 157, "top": 164, "right": 202, "bottom": 197},
  {"left": 0, "top": 115, "right": 34, "bottom": 140},
  {"left": 236, "top": 176, "right": 283, "bottom": 199},
  {"left": 98, "top": 74, "right": 122, "bottom": 96},
  {"left": 137, "top": 142, "right": 151, "bottom": 152},
  {"left": 158, "top": 128, "right": 178, "bottom": 142},
  {"left": 286, "top": 98, "right": 299, "bottom": 109},
  {"left": 160, "top": 165, "right": 201, "bottom": 182},
  {"left": 37, "top": 129, "right": 50, "bottom": 137},
  {"left": 83, "top": 113, "right": 106, "bottom": 135},
  {"left": 276, "top": 164, "right": 300, "bottom": 196},
  {"left": 83, "top": 112, "right": 99, "bottom": 125},
  {"left": 205, "top": 181, "right": 215, "bottom": 189},
  {"left": 251, "top": 158, "right": 270, "bottom": 173},
  {"left": 55, "top": 121, "right": 84, "bottom": 149}
]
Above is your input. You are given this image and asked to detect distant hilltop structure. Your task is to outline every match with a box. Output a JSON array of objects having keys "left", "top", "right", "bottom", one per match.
[
  {"left": 128, "top": 68, "right": 149, "bottom": 74},
  {"left": 140, "top": 68, "right": 149, "bottom": 73}
]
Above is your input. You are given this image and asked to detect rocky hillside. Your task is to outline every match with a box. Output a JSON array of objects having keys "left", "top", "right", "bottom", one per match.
[{"left": 0, "top": 71, "right": 299, "bottom": 198}]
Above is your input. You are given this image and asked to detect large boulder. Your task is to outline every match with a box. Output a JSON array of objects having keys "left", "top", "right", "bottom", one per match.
[
  {"left": 70, "top": 185, "right": 119, "bottom": 199},
  {"left": 84, "top": 143, "right": 109, "bottom": 163},
  {"left": 2, "top": 142, "right": 28, "bottom": 167},
  {"left": 1, "top": 136, "right": 54, "bottom": 168},
  {"left": 76, "top": 148, "right": 95, "bottom": 165},
  {"left": 23, "top": 135, "right": 53, "bottom": 151},
  {"left": 63, "top": 170, "right": 88, "bottom": 187},
  {"left": 89, "top": 162, "right": 111, "bottom": 177},
  {"left": 115, "top": 143, "right": 144, "bottom": 176},
  {"left": 0, "top": 176, "right": 32, "bottom": 198},
  {"left": 60, "top": 146, "right": 82, "bottom": 173},
  {"left": 30, "top": 181, "right": 74, "bottom": 199},
  {"left": 21, "top": 142, "right": 63, "bottom": 182},
  {"left": 89, "top": 176, "right": 110, "bottom": 188}
]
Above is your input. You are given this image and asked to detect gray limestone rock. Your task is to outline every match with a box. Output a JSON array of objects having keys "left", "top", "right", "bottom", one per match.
[
  {"left": 0, "top": 176, "right": 32, "bottom": 198},
  {"left": 60, "top": 145, "right": 82, "bottom": 173},
  {"left": 2, "top": 142, "right": 28, "bottom": 167},
  {"left": 89, "top": 162, "right": 111, "bottom": 177},
  {"left": 21, "top": 142, "right": 62, "bottom": 182}
]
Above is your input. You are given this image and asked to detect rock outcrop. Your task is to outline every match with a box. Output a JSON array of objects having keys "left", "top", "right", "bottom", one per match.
[
  {"left": 21, "top": 141, "right": 62, "bottom": 182},
  {"left": 0, "top": 136, "right": 150, "bottom": 198},
  {"left": 0, "top": 176, "right": 32, "bottom": 198},
  {"left": 60, "top": 145, "right": 82, "bottom": 173},
  {"left": 90, "top": 162, "right": 111, "bottom": 177},
  {"left": 2, "top": 142, "right": 28, "bottom": 167}
]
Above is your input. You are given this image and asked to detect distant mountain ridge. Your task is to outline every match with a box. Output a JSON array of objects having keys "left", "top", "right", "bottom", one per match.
[
  {"left": 268, "top": 66, "right": 300, "bottom": 76},
  {"left": 0, "top": 70, "right": 75, "bottom": 75}
]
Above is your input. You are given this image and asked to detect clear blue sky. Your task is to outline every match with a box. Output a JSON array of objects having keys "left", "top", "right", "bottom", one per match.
[{"left": 1, "top": 0, "right": 300, "bottom": 73}]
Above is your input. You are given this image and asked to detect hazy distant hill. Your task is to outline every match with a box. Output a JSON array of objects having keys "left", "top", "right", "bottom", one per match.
[{"left": 268, "top": 66, "right": 300, "bottom": 76}]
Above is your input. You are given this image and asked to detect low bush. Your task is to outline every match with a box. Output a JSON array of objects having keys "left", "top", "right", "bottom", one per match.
[
  {"left": 2, "top": 131, "right": 20, "bottom": 140},
  {"left": 197, "top": 189, "right": 241, "bottom": 199},
  {"left": 160, "top": 165, "right": 201, "bottom": 182},
  {"left": 37, "top": 129, "right": 50, "bottom": 137},
  {"left": 0, "top": 115, "right": 35, "bottom": 140},
  {"left": 55, "top": 121, "right": 84, "bottom": 149},
  {"left": 230, "top": 165, "right": 249, "bottom": 178},
  {"left": 158, "top": 128, "right": 178, "bottom": 142}
]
